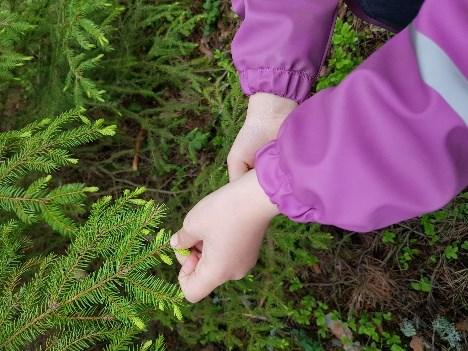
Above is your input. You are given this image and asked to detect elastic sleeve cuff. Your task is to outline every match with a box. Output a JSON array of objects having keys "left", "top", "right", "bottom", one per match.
[
  {"left": 239, "top": 68, "right": 314, "bottom": 104},
  {"left": 255, "top": 140, "right": 316, "bottom": 222}
]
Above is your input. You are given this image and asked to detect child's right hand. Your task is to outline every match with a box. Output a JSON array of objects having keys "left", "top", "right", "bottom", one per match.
[
  {"left": 171, "top": 170, "right": 279, "bottom": 303},
  {"left": 227, "top": 93, "right": 297, "bottom": 182}
]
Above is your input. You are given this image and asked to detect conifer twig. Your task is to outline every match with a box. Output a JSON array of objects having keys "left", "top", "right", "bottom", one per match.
[{"left": 132, "top": 128, "right": 146, "bottom": 171}]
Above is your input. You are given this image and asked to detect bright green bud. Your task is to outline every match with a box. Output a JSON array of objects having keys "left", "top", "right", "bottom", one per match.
[
  {"left": 141, "top": 340, "right": 153, "bottom": 351},
  {"left": 174, "top": 248, "right": 191, "bottom": 257},
  {"left": 130, "top": 316, "right": 146, "bottom": 330},
  {"left": 80, "top": 116, "right": 91, "bottom": 125},
  {"left": 129, "top": 199, "right": 147, "bottom": 206},
  {"left": 173, "top": 305, "right": 183, "bottom": 320},
  {"left": 160, "top": 254, "right": 172, "bottom": 265},
  {"left": 99, "top": 125, "right": 117, "bottom": 136},
  {"left": 19, "top": 131, "right": 32, "bottom": 138}
]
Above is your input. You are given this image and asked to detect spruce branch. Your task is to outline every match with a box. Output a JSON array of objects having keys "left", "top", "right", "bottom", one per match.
[
  {"left": 0, "top": 109, "right": 115, "bottom": 235},
  {"left": 0, "top": 191, "right": 183, "bottom": 350}
]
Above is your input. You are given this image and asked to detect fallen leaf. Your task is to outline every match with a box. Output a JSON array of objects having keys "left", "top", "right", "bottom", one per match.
[
  {"left": 326, "top": 314, "right": 353, "bottom": 340},
  {"left": 326, "top": 314, "right": 362, "bottom": 351},
  {"left": 311, "top": 263, "right": 322, "bottom": 274},
  {"left": 456, "top": 319, "right": 468, "bottom": 332},
  {"left": 410, "top": 336, "right": 425, "bottom": 351}
]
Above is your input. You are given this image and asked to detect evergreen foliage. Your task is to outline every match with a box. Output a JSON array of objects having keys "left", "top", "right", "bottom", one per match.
[
  {"left": 0, "top": 109, "right": 115, "bottom": 236},
  {"left": 2, "top": 0, "right": 211, "bottom": 189},
  {"left": 90, "top": 0, "right": 209, "bottom": 180},
  {"left": 0, "top": 6, "right": 34, "bottom": 86},
  {"left": 55, "top": 0, "right": 122, "bottom": 105},
  {"left": 0, "top": 116, "right": 182, "bottom": 350},
  {"left": 0, "top": 0, "right": 121, "bottom": 114},
  {"left": 0, "top": 193, "right": 182, "bottom": 350}
]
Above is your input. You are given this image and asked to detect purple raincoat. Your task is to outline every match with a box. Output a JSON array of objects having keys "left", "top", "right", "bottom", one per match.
[{"left": 231, "top": 0, "right": 468, "bottom": 232}]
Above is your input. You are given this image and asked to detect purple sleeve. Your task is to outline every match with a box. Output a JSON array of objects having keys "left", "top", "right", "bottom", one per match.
[
  {"left": 231, "top": 0, "right": 338, "bottom": 103},
  {"left": 254, "top": 0, "right": 468, "bottom": 232}
]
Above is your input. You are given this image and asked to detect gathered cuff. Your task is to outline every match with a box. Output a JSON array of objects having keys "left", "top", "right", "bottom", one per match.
[
  {"left": 238, "top": 67, "right": 314, "bottom": 104},
  {"left": 255, "top": 140, "right": 317, "bottom": 223}
]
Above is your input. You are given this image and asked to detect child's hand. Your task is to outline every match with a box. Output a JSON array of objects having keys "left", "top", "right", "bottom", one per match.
[
  {"left": 227, "top": 93, "right": 297, "bottom": 182},
  {"left": 170, "top": 170, "right": 279, "bottom": 303}
]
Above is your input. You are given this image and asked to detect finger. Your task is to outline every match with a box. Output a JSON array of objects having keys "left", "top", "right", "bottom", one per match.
[
  {"left": 174, "top": 251, "right": 188, "bottom": 265},
  {"left": 179, "top": 251, "right": 199, "bottom": 276},
  {"left": 170, "top": 228, "right": 200, "bottom": 250},
  {"left": 227, "top": 157, "right": 250, "bottom": 182},
  {"left": 178, "top": 253, "right": 225, "bottom": 303}
]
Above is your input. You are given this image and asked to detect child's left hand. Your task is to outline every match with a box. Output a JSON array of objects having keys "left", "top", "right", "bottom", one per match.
[
  {"left": 227, "top": 93, "right": 297, "bottom": 182},
  {"left": 170, "top": 170, "right": 279, "bottom": 303}
]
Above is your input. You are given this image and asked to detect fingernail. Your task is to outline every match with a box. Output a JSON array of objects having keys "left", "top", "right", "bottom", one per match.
[{"left": 170, "top": 234, "right": 178, "bottom": 248}]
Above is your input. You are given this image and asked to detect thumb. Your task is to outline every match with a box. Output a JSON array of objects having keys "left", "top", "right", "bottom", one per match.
[{"left": 170, "top": 228, "right": 200, "bottom": 249}]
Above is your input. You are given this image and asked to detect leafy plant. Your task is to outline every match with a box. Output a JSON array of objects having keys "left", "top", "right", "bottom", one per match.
[
  {"left": 420, "top": 214, "right": 441, "bottom": 244},
  {"left": 410, "top": 276, "right": 432, "bottom": 293},
  {"left": 443, "top": 243, "right": 459, "bottom": 260},
  {"left": 382, "top": 230, "right": 396, "bottom": 245},
  {"left": 462, "top": 240, "right": 468, "bottom": 250},
  {"left": 316, "top": 19, "right": 363, "bottom": 91},
  {"left": 398, "top": 246, "right": 420, "bottom": 270},
  {"left": 202, "top": 0, "right": 222, "bottom": 36},
  {"left": 293, "top": 329, "right": 325, "bottom": 351}
]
